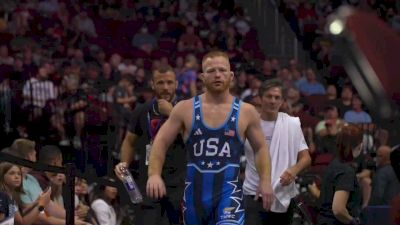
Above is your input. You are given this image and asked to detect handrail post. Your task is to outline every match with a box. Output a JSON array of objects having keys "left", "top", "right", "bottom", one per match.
[{"left": 65, "top": 163, "right": 76, "bottom": 225}]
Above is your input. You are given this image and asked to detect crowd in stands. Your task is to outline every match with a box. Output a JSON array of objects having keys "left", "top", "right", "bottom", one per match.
[
  {"left": 0, "top": 0, "right": 399, "bottom": 224},
  {"left": 278, "top": 0, "right": 400, "bottom": 74}
]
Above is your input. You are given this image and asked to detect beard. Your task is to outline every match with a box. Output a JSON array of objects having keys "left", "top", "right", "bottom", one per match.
[
  {"left": 204, "top": 80, "right": 231, "bottom": 93},
  {"left": 156, "top": 91, "right": 175, "bottom": 101}
]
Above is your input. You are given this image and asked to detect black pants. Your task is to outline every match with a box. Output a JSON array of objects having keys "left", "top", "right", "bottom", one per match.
[
  {"left": 133, "top": 189, "right": 183, "bottom": 225},
  {"left": 244, "top": 195, "right": 293, "bottom": 225}
]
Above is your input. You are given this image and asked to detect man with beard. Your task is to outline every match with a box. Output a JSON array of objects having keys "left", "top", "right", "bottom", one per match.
[
  {"left": 146, "top": 51, "right": 273, "bottom": 225},
  {"left": 114, "top": 66, "right": 186, "bottom": 225}
]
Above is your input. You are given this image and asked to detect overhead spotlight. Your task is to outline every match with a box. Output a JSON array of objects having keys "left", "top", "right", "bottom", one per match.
[{"left": 329, "top": 19, "right": 345, "bottom": 35}]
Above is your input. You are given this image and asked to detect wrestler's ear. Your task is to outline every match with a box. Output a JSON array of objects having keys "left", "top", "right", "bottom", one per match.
[
  {"left": 230, "top": 71, "right": 234, "bottom": 81},
  {"left": 199, "top": 72, "right": 205, "bottom": 82}
]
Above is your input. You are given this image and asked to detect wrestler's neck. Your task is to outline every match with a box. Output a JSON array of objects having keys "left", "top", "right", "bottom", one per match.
[
  {"left": 261, "top": 111, "right": 278, "bottom": 121},
  {"left": 203, "top": 90, "right": 233, "bottom": 104}
]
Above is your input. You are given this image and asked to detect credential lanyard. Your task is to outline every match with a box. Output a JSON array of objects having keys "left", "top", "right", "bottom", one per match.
[{"left": 147, "top": 99, "right": 166, "bottom": 141}]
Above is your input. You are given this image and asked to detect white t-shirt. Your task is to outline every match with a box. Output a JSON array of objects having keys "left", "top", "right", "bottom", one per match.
[
  {"left": 243, "top": 117, "right": 308, "bottom": 212},
  {"left": 91, "top": 199, "right": 117, "bottom": 225}
]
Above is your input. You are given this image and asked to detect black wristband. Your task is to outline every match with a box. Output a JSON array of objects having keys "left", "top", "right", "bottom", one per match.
[{"left": 350, "top": 217, "right": 361, "bottom": 225}]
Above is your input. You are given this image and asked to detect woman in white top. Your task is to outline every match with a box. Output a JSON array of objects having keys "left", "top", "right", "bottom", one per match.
[{"left": 90, "top": 180, "right": 119, "bottom": 225}]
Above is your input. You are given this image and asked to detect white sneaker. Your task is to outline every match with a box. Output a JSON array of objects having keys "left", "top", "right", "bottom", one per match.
[
  {"left": 59, "top": 139, "right": 71, "bottom": 146},
  {"left": 73, "top": 136, "right": 82, "bottom": 149}
]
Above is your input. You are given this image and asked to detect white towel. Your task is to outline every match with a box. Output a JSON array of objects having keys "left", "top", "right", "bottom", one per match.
[{"left": 269, "top": 112, "right": 303, "bottom": 212}]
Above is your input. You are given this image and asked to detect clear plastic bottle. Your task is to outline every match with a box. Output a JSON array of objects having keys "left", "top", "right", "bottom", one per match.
[{"left": 122, "top": 168, "right": 143, "bottom": 204}]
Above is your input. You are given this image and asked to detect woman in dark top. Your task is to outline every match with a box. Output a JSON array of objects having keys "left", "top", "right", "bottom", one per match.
[{"left": 314, "top": 125, "right": 363, "bottom": 225}]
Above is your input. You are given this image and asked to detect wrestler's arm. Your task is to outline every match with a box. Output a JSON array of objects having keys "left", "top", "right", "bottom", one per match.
[
  {"left": 244, "top": 104, "right": 271, "bottom": 185},
  {"left": 243, "top": 103, "right": 273, "bottom": 210},
  {"left": 147, "top": 101, "right": 186, "bottom": 198}
]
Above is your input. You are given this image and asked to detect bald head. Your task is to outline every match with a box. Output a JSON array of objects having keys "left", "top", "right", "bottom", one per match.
[{"left": 377, "top": 145, "right": 392, "bottom": 167}]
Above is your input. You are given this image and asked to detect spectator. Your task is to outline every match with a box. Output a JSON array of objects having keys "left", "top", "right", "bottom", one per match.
[
  {"left": 113, "top": 76, "right": 136, "bottom": 150},
  {"left": 298, "top": 68, "right": 326, "bottom": 96},
  {"left": 230, "top": 7, "right": 250, "bottom": 36},
  {"left": 315, "top": 105, "right": 345, "bottom": 137},
  {"left": 48, "top": 172, "right": 66, "bottom": 209},
  {"left": 353, "top": 143, "right": 373, "bottom": 209},
  {"left": 326, "top": 84, "right": 338, "bottom": 101},
  {"left": 183, "top": 3, "right": 198, "bottom": 25},
  {"left": 261, "top": 59, "right": 276, "bottom": 78},
  {"left": 0, "top": 162, "right": 52, "bottom": 225},
  {"left": 328, "top": 85, "right": 354, "bottom": 117},
  {"left": 344, "top": 95, "right": 372, "bottom": 124},
  {"left": 0, "top": 45, "right": 14, "bottom": 66},
  {"left": 132, "top": 67, "right": 148, "bottom": 92},
  {"left": 270, "top": 58, "right": 281, "bottom": 75},
  {"left": 22, "top": 61, "right": 57, "bottom": 120},
  {"left": 286, "top": 87, "right": 305, "bottom": 108},
  {"left": 132, "top": 26, "right": 157, "bottom": 53},
  {"left": 298, "top": 1, "right": 318, "bottom": 49},
  {"left": 75, "top": 178, "right": 90, "bottom": 206},
  {"left": 62, "top": 76, "right": 87, "bottom": 149},
  {"left": 37, "top": 0, "right": 60, "bottom": 15},
  {"left": 27, "top": 144, "right": 58, "bottom": 187},
  {"left": 174, "top": 56, "right": 185, "bottom": 75},
  {"left": 99, "top": 63, "right": 115, "bottom": 94},
  {"left": 90, "top": 179, "right": 119, "bottom": 225},
  {"left": 75, "top": 178, "right": 97, "bottom": 225},
  {"left": 5, "top": 139, "right": 70, "bottom": 224},
  {"left": 72, "top": 10, "right": 97, "bottom": 38},
  {"left": 309, "top": 124, "right": 363, "bottom": 225},
  {"left": 56, "top": 2, "right": 70, "bottom": 28},
  {"left": 289, "top": 59, "right": 305, "bottom": 87},
  {"left": 241, "top": 72, "right": 264, "bottom": 103},
  {"left": 277, "top": 67, "right": 295, "bottom": 91},
  {"left": 118, "top": 58, "right": 137, "bottom": 77},
  {"left": 370, "top": 145, "right": 400, "bottom": 205},
  {"left": 315, "top": 106, "right": 345, "bottom": 154},
  {"left": 31, "top": 145, "right": 88, "bottom": 225},
  {"left": 231, "top": 70, "right": 248, "bottom": 98},
  {"left": 205, "top": 32, "right": 219, "bottom": 51},
  {"left": 118, "top": 0, "right": 136, "bottom": 21},
  {"left": 179, "top": 25, "right": 202, "bottom": 51},
  {"left": 177, "top": 54, "right": 198, "bottom": 99}
]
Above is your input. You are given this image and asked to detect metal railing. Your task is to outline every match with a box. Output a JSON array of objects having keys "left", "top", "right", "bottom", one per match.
[{"left": 0, "top": 152, "right": 76, "bottom": 225}]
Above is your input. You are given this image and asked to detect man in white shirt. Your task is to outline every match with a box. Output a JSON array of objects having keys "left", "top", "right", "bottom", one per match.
[
  {"left": 243, "top": 79, "right": 311, "bottom": 225},
  {"left": 22, "top": 61, "right": 57, "bottom": 119}
]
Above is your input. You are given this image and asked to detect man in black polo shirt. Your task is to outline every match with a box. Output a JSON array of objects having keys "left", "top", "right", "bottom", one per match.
[{"left": 114, "top": 66, "right": 186, "bottom": 225}]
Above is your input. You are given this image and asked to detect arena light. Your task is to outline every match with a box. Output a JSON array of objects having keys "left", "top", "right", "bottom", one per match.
[{"left": 329, "top": 19, "right": 345, "bottom": 35}]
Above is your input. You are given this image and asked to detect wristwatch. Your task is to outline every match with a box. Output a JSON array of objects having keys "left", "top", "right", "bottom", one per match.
[{"left": 38, "top": 205, "right": 45, "bottom": 214}]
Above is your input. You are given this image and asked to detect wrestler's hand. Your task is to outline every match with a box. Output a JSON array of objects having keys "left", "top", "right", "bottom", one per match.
[
  {"left": 255, "top": 180, "right": 273, "bottom": 211},
  {"left": 158, "top": 99, "right": 173, "bottom": 116},
  {"left": 146, "top": 174, "right": 166, "bottom": 199},
  {"left": 280, "top": 169, "right": 295, "bottom": 186}
]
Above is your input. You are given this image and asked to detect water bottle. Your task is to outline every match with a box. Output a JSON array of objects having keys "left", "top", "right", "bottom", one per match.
[{"left": 122, "top": 168, "right": 143, "bottom": 204}]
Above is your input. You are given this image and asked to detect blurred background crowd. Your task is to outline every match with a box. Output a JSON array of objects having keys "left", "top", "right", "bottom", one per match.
[{"left": 0, "top": 0, "right": 399, "bottom": 224}]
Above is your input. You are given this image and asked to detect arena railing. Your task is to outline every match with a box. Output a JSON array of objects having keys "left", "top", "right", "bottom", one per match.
[{"left": 0, "top": 151, "right": 119, "bottom": 225}]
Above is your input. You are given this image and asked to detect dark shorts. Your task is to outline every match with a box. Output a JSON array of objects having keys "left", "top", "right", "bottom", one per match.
[
  {"left": 244, "top": 195, "right": 292, "bottom": 225},
  {"left": 133, "top": 197, "right": 181, "bottom": 225}
]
